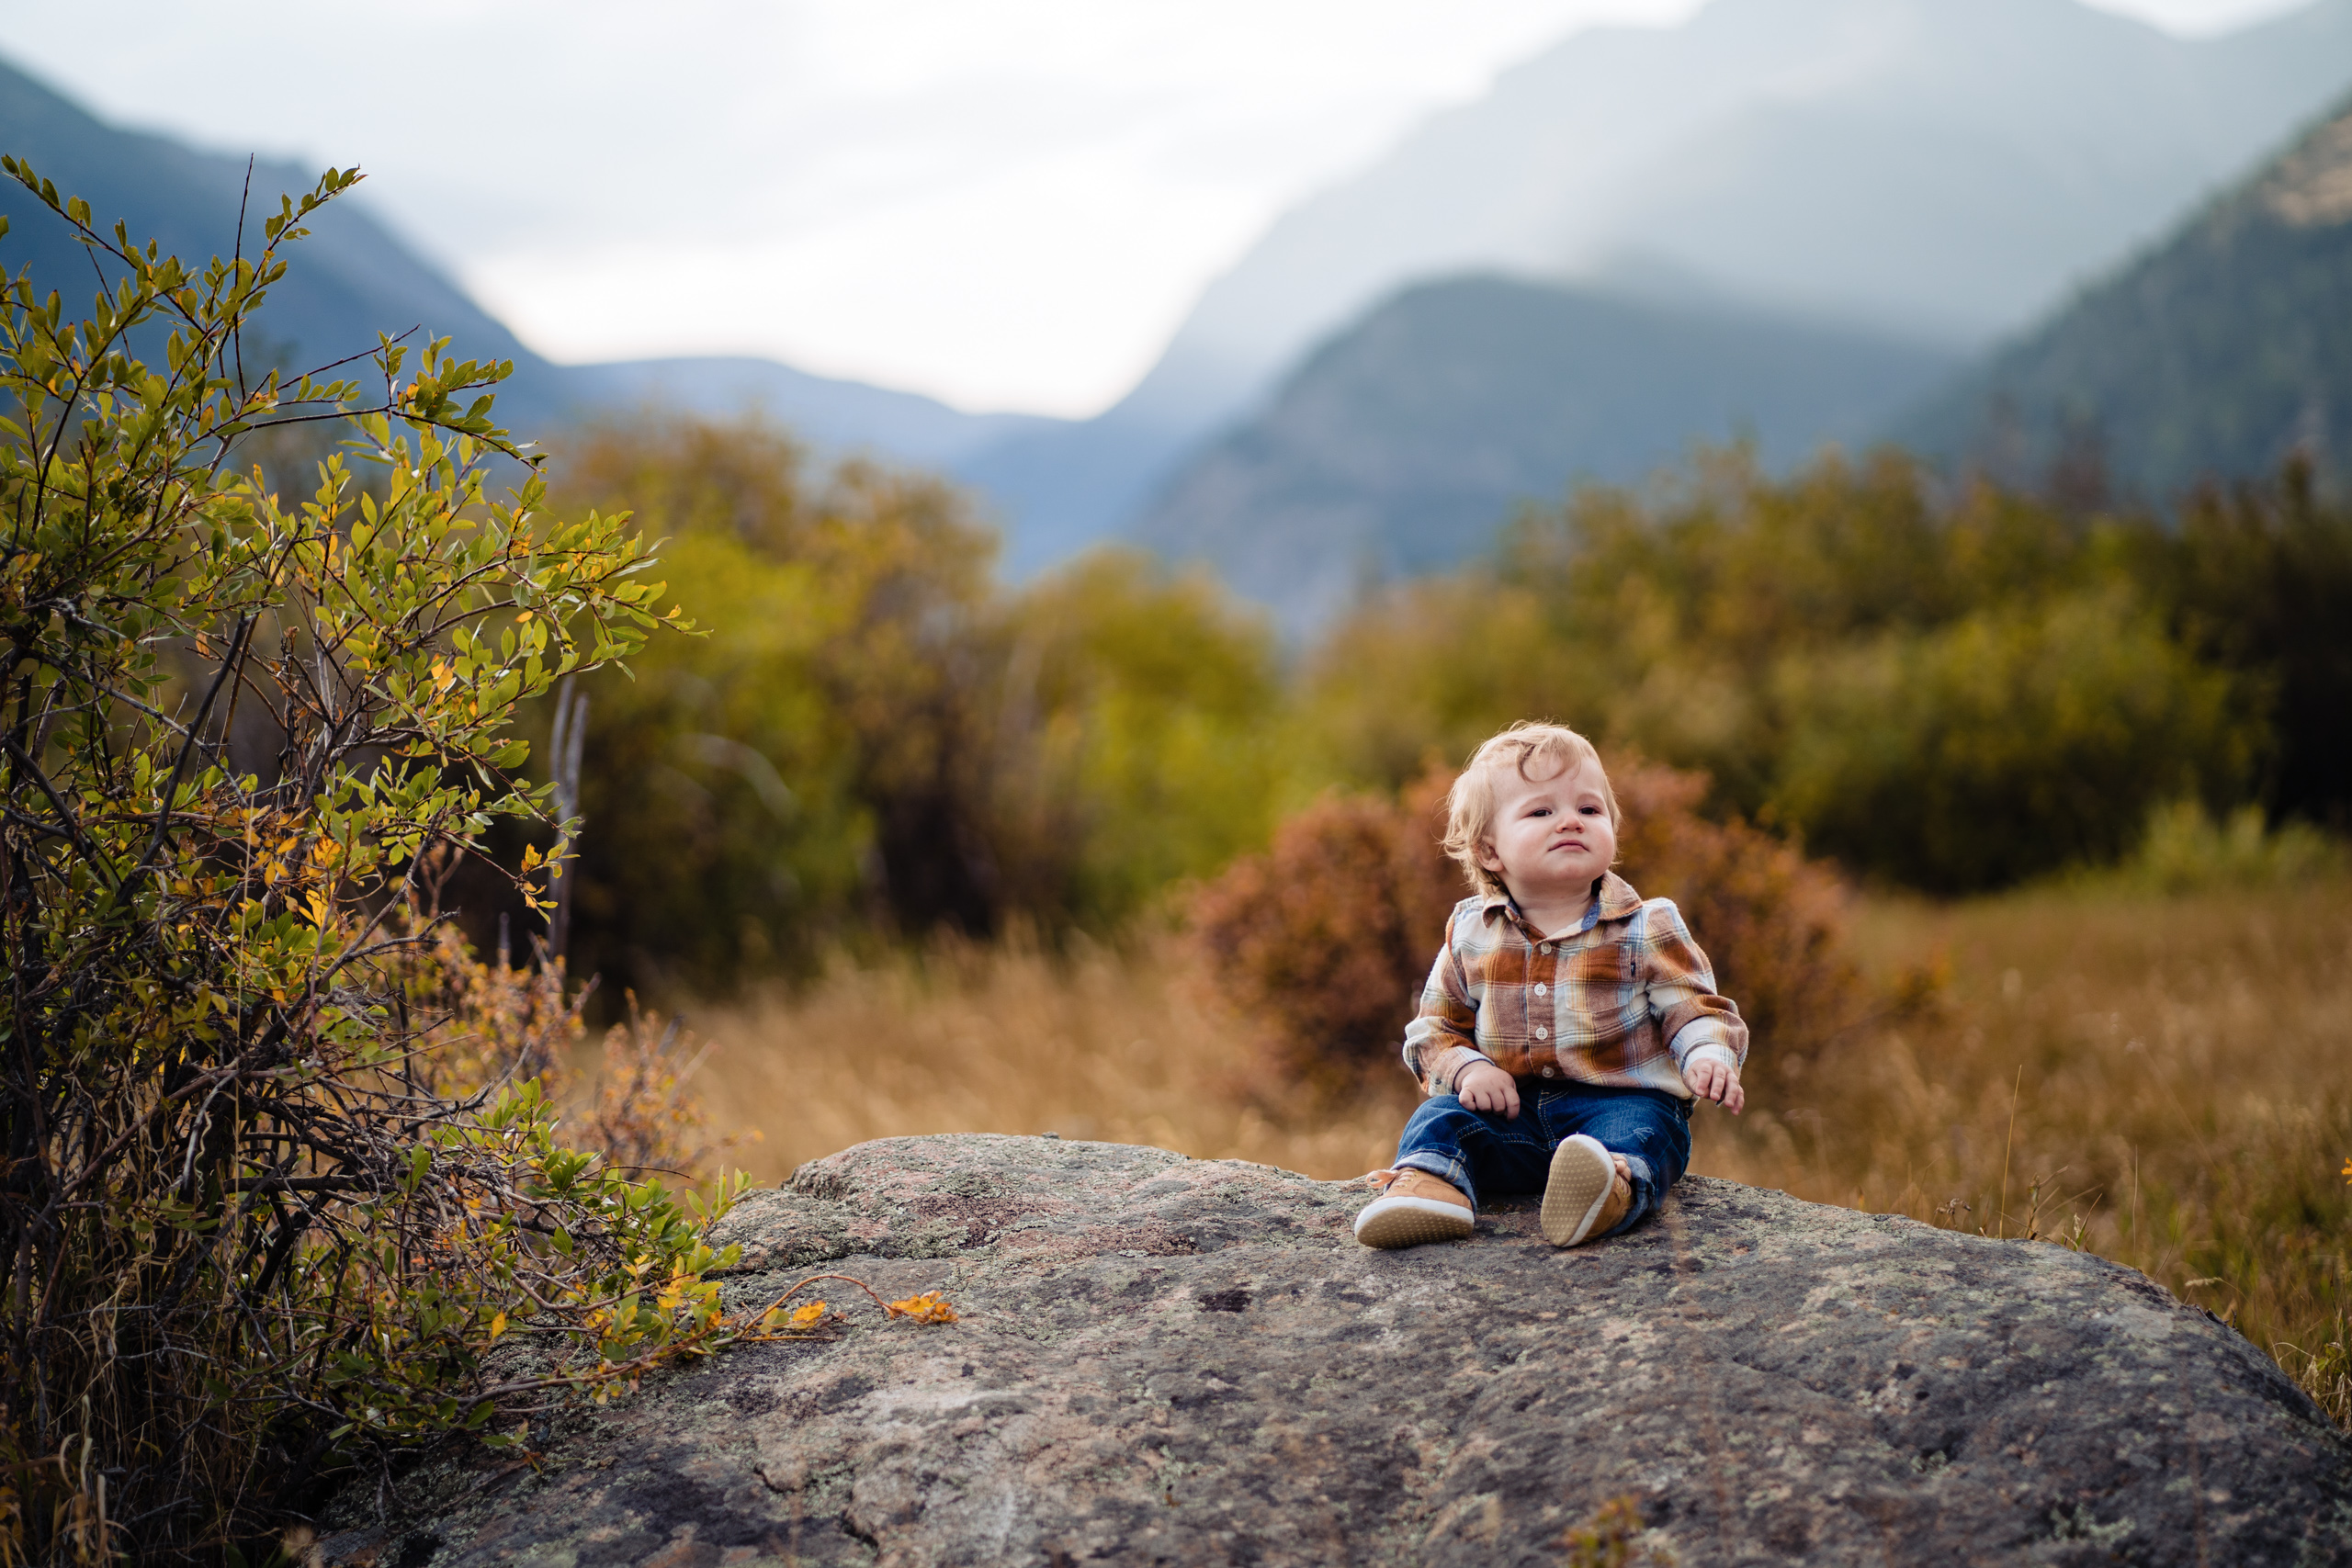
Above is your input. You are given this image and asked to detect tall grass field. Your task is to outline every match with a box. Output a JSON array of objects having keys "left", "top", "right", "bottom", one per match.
[{"left": 689, "top": 875, "right": 2352, "bottom": 1425}]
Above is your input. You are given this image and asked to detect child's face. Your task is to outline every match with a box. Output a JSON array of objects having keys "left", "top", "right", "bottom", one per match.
[{"left": 1476, "top": 756, "right": 1617, "bottom": 910}]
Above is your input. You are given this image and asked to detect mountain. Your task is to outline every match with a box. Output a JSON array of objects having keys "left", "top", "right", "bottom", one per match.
[
  {"left": 965, "top": 0, "right": 2352, "bottom": 560},
  {"left": 1131, "top": 276, "right": 1960, "bottom": 635},
  {"left": 1895, "top": 93, "right": 2352, "bottom": 498},
  {"left": 560, "top": 357, "right": 1058, "bottom": 469},
  {"left": 0, "top": 55, "right": 1055, "bottom": 474},
  {"left": 1150, "top": 0, "right": 2352, "bottom": 425},
  {"left": 0, "top": 55, "right": 544, "bottom": 400}
]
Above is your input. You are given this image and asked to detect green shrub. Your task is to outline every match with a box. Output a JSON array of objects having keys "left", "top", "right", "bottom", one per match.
[
  {"left": 0, "top": 164, "right": 748, "bottom": 1560},
  {"left": 991, "top": 548, "right": 1286, "bottom": 925},
  {"left": 2084, "top": 799, "right": 2344, "bottom": 893},
  {"left": 1770, "top": 592, "right": 2259, "bottom": 891},
  {"left": 536, "top": 423, "right": 1288, "bottom": 993}
]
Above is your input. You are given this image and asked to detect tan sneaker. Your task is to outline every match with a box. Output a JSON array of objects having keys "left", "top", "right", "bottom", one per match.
[
  {"left": 1353, "top": 1169, "right": 1476, "bottom": 1249},
  {"left": 1541, "top": 1134, "right": 1633, "bottom": 1247}
]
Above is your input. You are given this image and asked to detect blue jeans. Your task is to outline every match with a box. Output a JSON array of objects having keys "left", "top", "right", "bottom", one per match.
[{"left": 1393, "top": 1081, "right": 1691, "bottom": 1238}]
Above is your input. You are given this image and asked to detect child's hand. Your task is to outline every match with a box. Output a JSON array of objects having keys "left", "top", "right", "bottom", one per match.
[
  {"left": 1455, "top": 1060, "right": 1521, "bottom": 1119},
  {"left": 1683, "top": 1056, "right": 1745, "bottom": 1113}
]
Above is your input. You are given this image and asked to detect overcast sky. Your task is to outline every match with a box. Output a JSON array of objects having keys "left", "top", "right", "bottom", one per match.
[{"left": 0, "top": 0, "right": 2316, "bottom": 415}]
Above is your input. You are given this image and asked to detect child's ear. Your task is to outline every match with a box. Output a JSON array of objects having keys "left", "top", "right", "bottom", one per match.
[{"left": 1475, "top": 838, "right": 1503, "bottom": 873}]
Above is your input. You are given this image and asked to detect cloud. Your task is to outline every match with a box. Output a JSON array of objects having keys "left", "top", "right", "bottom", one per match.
[{"left": 0, "top": 0, "right": 2308, "bottom": 412}]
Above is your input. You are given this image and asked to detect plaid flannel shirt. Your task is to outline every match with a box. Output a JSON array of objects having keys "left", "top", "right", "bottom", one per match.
[{"left": 1401, "top": 872, "right": 1747, "bottom": 1100}]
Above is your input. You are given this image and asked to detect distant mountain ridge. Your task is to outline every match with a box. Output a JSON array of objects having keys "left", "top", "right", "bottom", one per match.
[
  {"left": 1896, "top": 92, "right": 2352, "bottom": 498},
  {"left": 987, "top": 0, "right": 2352, "bottom": 562},
  {"left": 1145, "top": 0, "right": 2352, "bottom": 426},
  {"left": 1132, "top": 276, "right": 1961, "bottom": 634},
  {"left": 14, "top": 2, "right": 2352, "bottom": 592},
  {"left": 0, "top": 56, "right": 541, "bottom": 398},
  {"left": 0, "top": 53, "right": 1052, "bottom": 474}
]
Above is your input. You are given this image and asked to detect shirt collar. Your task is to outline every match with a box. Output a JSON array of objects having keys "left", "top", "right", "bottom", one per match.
[{"left": 1480, "top": 872, "right": 1643, "bottom": 936}]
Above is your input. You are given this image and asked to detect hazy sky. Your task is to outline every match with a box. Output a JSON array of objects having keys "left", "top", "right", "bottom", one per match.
[{"left": 0, "top": 0, "right": 2316, "bottom": 414}]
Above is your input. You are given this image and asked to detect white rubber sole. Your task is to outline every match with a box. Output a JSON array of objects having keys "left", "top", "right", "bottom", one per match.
[
  {"left": 1354, "top": 1193, "right": 1475, "bottom": 1249},
  {"left": 1540, "top": 1134, "right": 1617, "bottom": 1247}
]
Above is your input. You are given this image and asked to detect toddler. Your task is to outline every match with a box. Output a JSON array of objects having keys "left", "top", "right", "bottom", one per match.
[{"left": 1355, "top": 722, "right": 1747, "bottom": 1250}]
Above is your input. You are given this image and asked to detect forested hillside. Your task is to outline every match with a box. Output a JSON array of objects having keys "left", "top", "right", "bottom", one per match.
[{"left": 1901, "top": 94, "right": 2352, "bottom": 496}]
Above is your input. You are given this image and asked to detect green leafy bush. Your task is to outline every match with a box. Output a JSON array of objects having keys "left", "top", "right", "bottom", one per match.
[
  {"left": 539, "top": 423, "right": 1286, "bottom": 994},
  {"left": 0, "top": 164, "right": 750, "bottom": 1560},
  {"left": 1770, "top": 592, "right": 2259, "bottom": 891},
  {"left": 1295, "top": 446, "right": 2310, "bottom": 893}
]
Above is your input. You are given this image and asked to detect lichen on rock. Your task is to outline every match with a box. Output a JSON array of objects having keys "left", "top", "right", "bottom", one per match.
[{"left": 320, "top": 1133, "right": 2352, "bottom": 1566}]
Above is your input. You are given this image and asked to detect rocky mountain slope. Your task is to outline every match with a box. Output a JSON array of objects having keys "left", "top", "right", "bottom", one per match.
[
  {"left": 315, "top": 1134, "right": 2352, "bottom": 1567},
  {"left": 981, "top": 0, "right": 2352, "bottom": 568},
  {"left": 1898, "top": 92, "right": 2352, "bottom": 499},
  {"left": 1132, "top": 276, "right": 1959, "bottom": 635}
]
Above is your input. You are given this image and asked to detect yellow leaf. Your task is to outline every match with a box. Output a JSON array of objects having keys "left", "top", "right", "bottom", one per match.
[
  {"left": 788, "top": 1301, "right": 826, "bottom": 1327},
  {"left": 487, "top": 1311, "right": 506, "bottom": 1341},
  {"left": 885, "top": 1291, "right": 958, "bottom": 1325}
]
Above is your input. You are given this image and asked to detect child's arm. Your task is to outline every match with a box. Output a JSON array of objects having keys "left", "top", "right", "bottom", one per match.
[
  {"left": 1642, "top": 900, "right": 1750, "bottom": 1114},
  {"left": 1402, "top": 910, "right": 1516, "bottom": 1113}
]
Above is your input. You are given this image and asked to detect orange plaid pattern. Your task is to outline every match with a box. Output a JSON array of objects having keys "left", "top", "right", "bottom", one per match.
[{"left": 1402, "top": 873, "right": 1747, "bottom": 1100}]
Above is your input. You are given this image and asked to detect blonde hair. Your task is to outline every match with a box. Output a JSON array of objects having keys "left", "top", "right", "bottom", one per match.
[{"left": 1442, "top": 722, "right": 1621, "bottom": 897}]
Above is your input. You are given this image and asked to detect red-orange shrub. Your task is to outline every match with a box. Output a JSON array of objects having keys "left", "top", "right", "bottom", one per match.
[
  {"left": 1189, "top": 784, "right": 1460, "bottom": 1091},
  {"left": 1609, "top": 762, "right": 1862, "bottom": 1077},
  {"left": 1192, "top": 759, "right": 1861, "bottom": 1089}
]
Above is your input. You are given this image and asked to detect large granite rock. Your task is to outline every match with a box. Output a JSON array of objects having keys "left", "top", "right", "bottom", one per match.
[{"left": 325, "top": 1134, "right": 2352, "bottom": 1566}]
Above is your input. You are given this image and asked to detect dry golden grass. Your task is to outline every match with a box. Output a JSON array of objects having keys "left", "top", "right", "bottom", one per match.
[
  {"left": 1705, "top": 874, "right": 2352, "bottom": 1419},
  {"left": 690, "top": 931, "right": 1418, "bottom": 1184},
  {"left": 688, "top": 879, "right": 2352, "bottom": 1420}
]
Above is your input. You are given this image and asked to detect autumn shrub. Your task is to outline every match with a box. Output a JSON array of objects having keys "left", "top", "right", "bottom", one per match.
[
  {"left": 1188, "top": 779, "right": 1462, "bottom": 1092},
  {"left": 1192, "top": 754, "right": 1861, "bottom": 1092},
  {"left": 1607, "top": 762, "right": 1864, "bottom": 1078},
  {"left": 402, "top": 913, "right": 732, "bottom": 1182},
  {"left": 0, "top": 164, "right": 759, "bottom": 1562}
]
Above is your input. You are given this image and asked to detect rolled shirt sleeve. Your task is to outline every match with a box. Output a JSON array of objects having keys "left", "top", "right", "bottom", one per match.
[
  {"left": 1644, "top": 900, "right": 1748, "bottom": 1074},
  {"left": 1402, "top": 910, "right": 1494, "bottom": 1096}
]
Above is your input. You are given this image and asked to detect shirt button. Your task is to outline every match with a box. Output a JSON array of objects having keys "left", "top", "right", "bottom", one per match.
[
  {"left": 1540, "top": 943, "right": 1552, "bottom": 954},
  {"left": 1542, "top": 1066, "right": 1556, "bottom": 1077},
  {"left": 1534, "top": 982, "right": 1547, "bottom": 996},
  {"left": 1534, "top": 1025, "right": 1549, "bottom": 1040}
]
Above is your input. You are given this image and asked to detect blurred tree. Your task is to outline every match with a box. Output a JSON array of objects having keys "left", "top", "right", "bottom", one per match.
[
  {"left": 1294, "top": 445, "right": 2272, "bottom": 891},
  {"left": 2153, "top": 457, "right": 2352, "bottom": 830},
  {"left": 538, "top": 416, "right": 995, "bottom": 996},
  {"left": 992, "top": 548, "right": 1286, "bottom": 925},
  {"left": 534, "top": 420, "right": 1287, "bottom": 998},
  {"left": 1770, "top": 591, "right": 2256, "bottom": 891}
]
